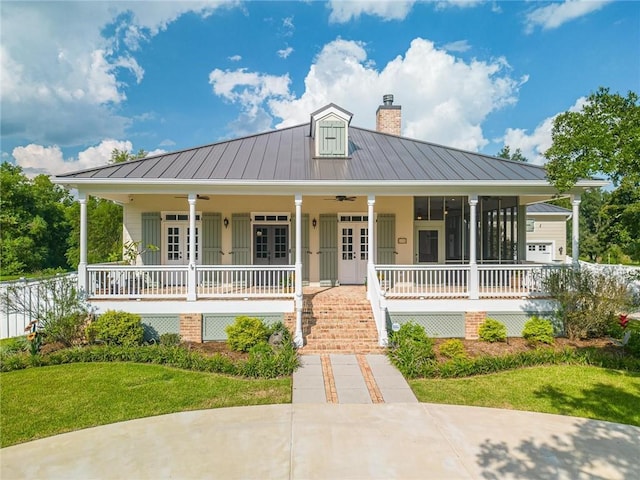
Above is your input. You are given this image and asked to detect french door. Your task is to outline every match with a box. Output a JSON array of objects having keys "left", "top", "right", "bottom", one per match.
[
  {"left": 253, "top": 225, "right": 289, "bottom": 266},
  {"left": 164, "top": 223, "right": 200, "bottom": 265},
  {"left": 338, "top": 222, "right": 368, "bottom": 284},
  {"left": 415, "top": 224, "right": 445, "bottom": 264}
]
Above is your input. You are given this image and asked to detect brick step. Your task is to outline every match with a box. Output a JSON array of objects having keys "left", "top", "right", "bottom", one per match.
[
  {"left": 299, "top": 343, "right": 386, "bottom": 354},
  {"left": 306, "top": 332, "right": 378, "bottom": 340},
  {"left": 304, "top": 319, "right": 374, "bottom": 326}
]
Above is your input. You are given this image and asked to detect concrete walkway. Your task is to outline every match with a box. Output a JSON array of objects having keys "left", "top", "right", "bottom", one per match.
[
  {"left": 293, "top": 354, "right": 418, "bottom": 404},
  {"left": 2, "top": 403, "right": 638, "bottom": 479}
]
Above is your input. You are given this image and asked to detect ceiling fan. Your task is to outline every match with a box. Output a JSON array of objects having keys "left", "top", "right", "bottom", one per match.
[
  {"left": 174, "top": 194, "right": 210, "bottom": 200},
  {"left": 324, "top": 195, "right": 357, "bottom": 202}
]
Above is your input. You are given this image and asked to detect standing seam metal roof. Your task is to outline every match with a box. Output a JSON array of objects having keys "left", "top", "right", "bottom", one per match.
[{"left": 55, "top": 123, "right": 549, "bottom": 183}]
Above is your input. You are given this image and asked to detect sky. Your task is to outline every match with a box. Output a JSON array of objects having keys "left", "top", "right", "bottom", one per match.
[{"left": 1, "top": 0, "right": 639, "bottom": 177}]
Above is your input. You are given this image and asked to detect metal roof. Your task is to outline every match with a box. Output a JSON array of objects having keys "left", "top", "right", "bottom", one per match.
[
  {"left": 55, "top": 123, "right": 551, "bottom": 183},
  {"left": 527, "top": 203, "right": 572, "bottom": 215}
]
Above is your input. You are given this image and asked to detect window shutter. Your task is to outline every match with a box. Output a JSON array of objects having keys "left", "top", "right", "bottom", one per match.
[
  {"left": 319, "top": 214, "right": 338, "bottom": 286},
  {"left": 231, "top": 213, "right": 251, "bottom": 265},
  {"left": 141, "top": 212, "right": 161, "bottom": 265},
  {"left": 376, "top": 214, "right": 396, "bottom": 265},
  {"left": 202, "top": 213, "right": 222, "bottom": 265},
  {"left": 319, "top": 120, "right": 346, "bottom": 156}
]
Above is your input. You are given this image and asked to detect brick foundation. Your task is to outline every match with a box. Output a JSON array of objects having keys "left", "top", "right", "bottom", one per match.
[
  {"left": 180, "top": 313, "right": 202, "bottom": 343},
  {"left": 465, "top": 311, "right": 486, "bottom": 340}
]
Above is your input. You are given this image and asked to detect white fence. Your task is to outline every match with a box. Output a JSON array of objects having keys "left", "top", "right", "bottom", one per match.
[{"left": 0, "top": 273, "right": 77, "bottom": 340}]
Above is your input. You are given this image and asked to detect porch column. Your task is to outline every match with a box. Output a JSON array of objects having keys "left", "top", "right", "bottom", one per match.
[
  {"left": 571, "top": 195, "right": 581, "bottom": 264},
  {"left": 293, "top": 194, "right": 304, "bottom": 347},
  {"left": 187, "top": 194, "right": 197, "bottom": 301},
  {"left": 367, "top": 195, "right": 375, "bottom": 298},
  {"left": 468, "top": 195, "right": 479, "bottom": 300},
  {"left": 78, "top": 192, "right": 89, "bottom": 294}
]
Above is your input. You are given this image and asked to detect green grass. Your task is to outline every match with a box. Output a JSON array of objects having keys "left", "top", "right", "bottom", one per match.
[
  {"left": 410, "top": 365, "right": 640, "bottom": 426},
  {"left": 0, "top": 362, "right": 291, "bottom": 447}
]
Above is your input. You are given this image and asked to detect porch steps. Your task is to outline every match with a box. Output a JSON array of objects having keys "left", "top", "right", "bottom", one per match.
[{"left": 295, "top": 286, "right": 385, "bottom": 354}]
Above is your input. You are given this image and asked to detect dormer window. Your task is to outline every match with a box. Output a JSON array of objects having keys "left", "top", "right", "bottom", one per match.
[
  {"left": 310, "top": 103, "right": 353, "bottom": 158},
  {"left": 319, "top": 120, "right": 346, "bottom": 156}
]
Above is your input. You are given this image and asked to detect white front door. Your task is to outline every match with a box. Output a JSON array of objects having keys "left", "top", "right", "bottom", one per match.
[
  {"left": 163, "top": 223, "right": 200, "bottom": 265},
  {"left": 338, "top": 222, "right": 368, "bottom": 284}
]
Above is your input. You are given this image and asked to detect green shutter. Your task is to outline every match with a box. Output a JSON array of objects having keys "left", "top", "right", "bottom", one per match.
[
  {"left": 376, "top": 214, "right": 396, "bottom": 265},
  {"left": 291, "top": 214, "right": 310, "bottom": 283},
  {"left": 319, "top": 120, "right": 346, "bottom": 156},
  {"left": 231, "top": 213, "right": 251, "bottom": 265},
  {"left": 319, "top": 214, "right": 337, "bottom": 286},
  {"left": 202, "top": 213, "right": 222, "bottom": 265},
  {"left": 141, "top": 212, "right": 161, "bottom": 265}
]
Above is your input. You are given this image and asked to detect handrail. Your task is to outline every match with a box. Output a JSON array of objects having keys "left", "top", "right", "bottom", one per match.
[{"left": 367, "top": 264, "right": 388, "bottom": 346}]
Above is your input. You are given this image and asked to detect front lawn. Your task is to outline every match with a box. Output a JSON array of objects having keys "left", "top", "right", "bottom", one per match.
[
  {"left": 410, "top": 365, "right": 640, "bottom": 426},
  {"left": 0, "top": 363, "right": 291, "bottom": 447}
]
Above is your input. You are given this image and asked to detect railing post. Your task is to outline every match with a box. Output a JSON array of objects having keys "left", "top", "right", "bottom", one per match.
[
  {"left": 468, "top": 195, "right": 479, "bottom": 300},
  {"left": 367, "top": 195, "right": 375, "bottom": 300},
  {"left": 187, "top": 194, "right": 197, "bottom": 301},
  {"left": 77, "top": 192, "right": 89, "bottom": 296},
  {"left": 378, "top": 291, "right": 388, "bottom": 347},
  {"left": 571, "top": 195, "right": 581, "bottom": 264},
  {"left": 294, "top": 194, "right": 304, "bottom": 347}
]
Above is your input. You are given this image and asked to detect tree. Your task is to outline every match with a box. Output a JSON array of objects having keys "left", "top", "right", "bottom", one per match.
[
  {"left": 545, "top": 87, "right": 640, "bottom": 192},
  {"left": 1, "top": 163, "right": 72, "bottom": 275},
  {"left": 497, "top": 145, "right": 528, "bottom": 162},
  {"left": 65, "top": 197, "right": 123, "bottom": 267},
  {"left": 110, "top": 148, "right": 147, "bottom": 164}
]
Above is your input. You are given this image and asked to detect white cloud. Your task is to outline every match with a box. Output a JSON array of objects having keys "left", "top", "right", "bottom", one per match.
[
  {"left": 159, "top": 139, "right": 177, "bottom": 147},
  {"left": 502, "top": 97, "right": 587, "bottom": 165},
  {"left": 146, "top": 148, "right": 168, "bottom": 157},
  {"left": 229, "top": 55, "right": 242, "bottom": 62},
  {"left": 0, "top": 1, "right": 237, "bottom": 146},
  {"left": 267, "top": 38, "right": 525, "bottom": 151},
  {"left": 282, "top": 16, "right": 295, "bottom": 35},
  {"left": 208, "top": 68, "right": 293, "bottom": 135},
  {"left": 12, "top": 139, "right": 133, "bottom": 177},
  {"left": 443, "top": 40, "right": 471, "bottom": 53},
  {"left": 328, "top": 1, "right": 416, "bottom": 23},
  {"left": 434, "top": 0, "right": 483, "bottom": 10},
  {"left": 277, "top": 47, "right": 294, "bottom": 59},
  {"left": 525, "top": 0, "right": 611, "bottom": 33}
]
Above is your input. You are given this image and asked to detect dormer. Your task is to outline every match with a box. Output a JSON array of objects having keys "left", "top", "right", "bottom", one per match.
[{"left": 310, "top": 103, "right": 353, "bottom": 158}]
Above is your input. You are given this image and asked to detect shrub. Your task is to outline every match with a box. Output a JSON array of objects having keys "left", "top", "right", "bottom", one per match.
[
  {"left": 85, "top": 310, "right": 144, "bottom": 346},
  {"left": 0, "top": 336, "right": 28, "bottom": 355},
  {"left": 478, "top": 318, "right": 507, "bottom": 343},
  {"left": 159, "top": 333, "right": 181, "bottom": 346},
  {"left": 225, "top": 316, "right": 269, "bottom": 352},
  {"left": 5, "top": 275, "right": 91, "bottom": 346},
  {"left": 387, "top": 322, "right": 436, "bottom": 378},
  {"left": 543, "top": 267, "right": 636, "bottom": 340},
  {"left": 522, "top": 316, "right": 555, "bottom": 346},
  {"left": 438, "top": 339, "right": 467, "bottom": 359}
]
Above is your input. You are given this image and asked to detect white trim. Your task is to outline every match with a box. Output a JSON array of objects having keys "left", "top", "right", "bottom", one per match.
[
  {"left": 386, "top": 298, "right": 557, "bottom": 313},
  {"left": 90, "top": 300, "right": 294, "bottom": 315}
]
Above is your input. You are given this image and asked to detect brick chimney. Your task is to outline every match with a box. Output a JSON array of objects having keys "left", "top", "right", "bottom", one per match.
[{"left": 376, "top": 94, "right": 401, "bottom": 136}]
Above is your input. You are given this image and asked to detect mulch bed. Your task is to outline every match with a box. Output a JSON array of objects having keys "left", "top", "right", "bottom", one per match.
[{"left": 432, "top": 337, "right": 616, "bottom": 364}]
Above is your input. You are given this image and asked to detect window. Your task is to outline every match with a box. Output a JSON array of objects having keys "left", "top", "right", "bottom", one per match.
[
  {"left": 528, "top": 245, "right": 536, "bottom": 251},
  {"left": 318, "top": 120, "right": 346, "bottom": 156},
  {"left": 526, "top": 219, "right": 535, "bottom": 232},
  {"left": 414, "top": 197, "right": 445, "bottom": 220},
  {"left": 538, "top": 245, "right": 547, "bottom": 252}
]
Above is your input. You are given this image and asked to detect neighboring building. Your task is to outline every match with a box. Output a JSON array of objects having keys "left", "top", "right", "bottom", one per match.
[
  {"left": 526, "top": 203, "right": 572, "bottom": 263},
  {"left": 54, "top": 96, "right": 605, "bottom": 346}
]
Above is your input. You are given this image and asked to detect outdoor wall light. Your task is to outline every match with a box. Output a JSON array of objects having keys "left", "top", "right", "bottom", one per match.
[
  {"left": 223, "top": 217, "right": 229, "bottom": 229},
  {"left": 312, "top": 218, "right": 317, "bottom": 229}
]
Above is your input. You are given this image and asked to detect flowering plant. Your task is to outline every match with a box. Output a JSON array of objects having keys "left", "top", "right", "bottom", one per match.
[
  {"left": 619, "top": 314, "right": 629, "bottom": 330},
  {"left": 24, "top": 320, "right": 42, "bottom": 356}
]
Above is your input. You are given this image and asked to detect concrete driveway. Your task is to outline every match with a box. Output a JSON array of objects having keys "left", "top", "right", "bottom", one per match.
[{"left": 2, "top": 403, "right": 639, "bottom": 479}]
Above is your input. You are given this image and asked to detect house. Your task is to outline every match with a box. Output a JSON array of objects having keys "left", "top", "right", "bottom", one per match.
[
  {"left": 54, "top": 95, "right": 606, "bottom": 348},
  {"left": 526, "top": 203, "right": 572, "bottom": 264}
]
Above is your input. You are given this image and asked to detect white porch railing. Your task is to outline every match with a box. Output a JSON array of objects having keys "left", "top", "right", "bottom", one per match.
[
  {"left": 376, "top": 264, "right": 565, "bottom": 299},
  {"left": 86, "top": 265, "right": 296, "bottom": 300},
  {"left": 367, "top": 264, "right": 388, "bottom": 346},
  {"left": 198, "top": 265, "right": 295, "bottom": 298},
  {"left": 375, "top": 265, "right": 471, "bottom": 298}
]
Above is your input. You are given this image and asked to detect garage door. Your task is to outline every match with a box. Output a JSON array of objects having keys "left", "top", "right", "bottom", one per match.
[{"left": 527, "top": 243, "right": 553, "bottom": 263}]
